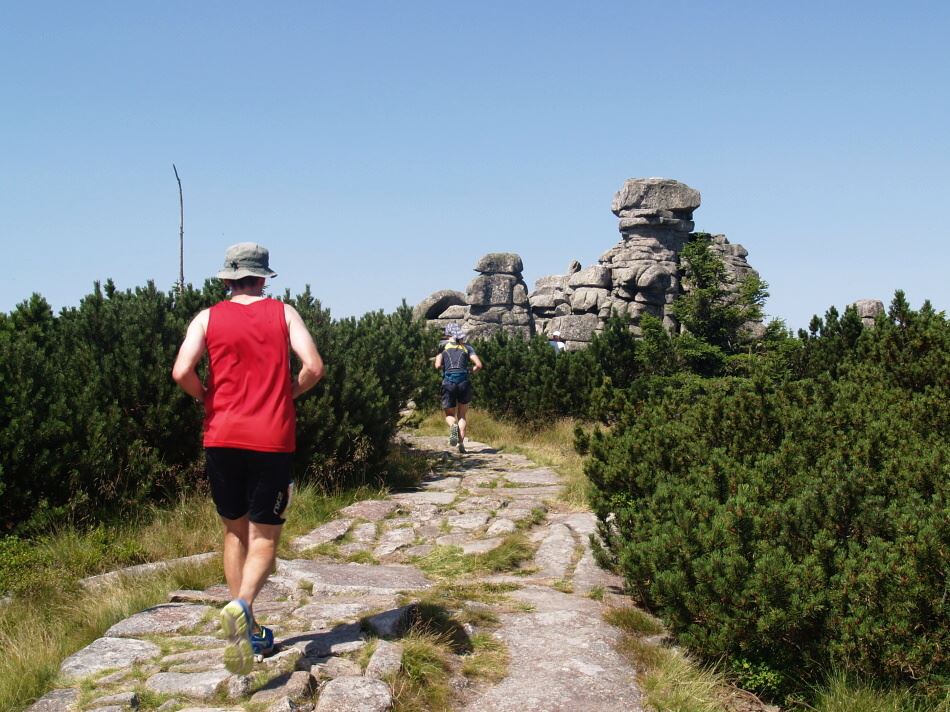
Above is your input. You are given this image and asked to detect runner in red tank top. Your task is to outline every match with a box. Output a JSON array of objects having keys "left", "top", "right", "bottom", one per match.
[{"left": 172, "top": 242, "right": 324, "bottom": 675}]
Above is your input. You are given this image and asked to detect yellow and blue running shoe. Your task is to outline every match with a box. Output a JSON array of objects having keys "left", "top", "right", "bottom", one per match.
[
  {"left": 220, "top": 599, "right": 254, "bottom": 675},
  {"left": 251, "top": 624, "right": 275, "bottom": 660}
]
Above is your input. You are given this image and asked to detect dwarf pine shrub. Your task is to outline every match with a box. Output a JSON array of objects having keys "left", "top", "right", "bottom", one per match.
[
  {"left": 586, "top": 295, "right": 950, "bottom": 693},
  {"left": 0, "top": 281, "right": 435, "bottom": 534}
]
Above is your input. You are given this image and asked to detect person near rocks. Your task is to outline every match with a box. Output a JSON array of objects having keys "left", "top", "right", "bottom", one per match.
[
  {"left": 435, "top": 323, "right": 482, "bottom": 453},
  {"left": 548, "top": 330, "right": 566, "bottom": 353},
  {"left": 172, "top": 242, "right": 324, "bottom": 675}
]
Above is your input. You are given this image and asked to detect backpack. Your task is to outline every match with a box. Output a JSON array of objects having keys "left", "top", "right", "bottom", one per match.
[{"left": 441, "top": 342, "right": 471, "bottom": 382}]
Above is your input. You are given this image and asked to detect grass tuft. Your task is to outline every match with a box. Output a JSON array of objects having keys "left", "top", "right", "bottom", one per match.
[
  {"left": 604, "top": 606, "right": 665, "bottom": 637},
  {"left": 462, "top": 632, "right": 509, "bottom": 682},
  {"left": 390, "top": 630, "right": 454, "bottom": 712}
]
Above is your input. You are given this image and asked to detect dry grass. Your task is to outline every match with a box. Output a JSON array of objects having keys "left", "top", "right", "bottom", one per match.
[
  {"left": 416, "top": 408, "right": 592, "bottom": 508},
  {"left": 804, "top": 673, "right": 950, "bottom": 712},
  {"left": 389, "top": 628, "right": 455, "bottom": 712},
  {"left": 462, "top": 632, "right": 509, "bottom": 682},
  {"left": 0, "top": 560, "right": 220, "bottom": 711}
]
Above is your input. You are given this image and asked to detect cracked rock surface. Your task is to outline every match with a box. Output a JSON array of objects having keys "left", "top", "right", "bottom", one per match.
[{"left": 28, "top": 434, "right": 643, "bottom": 712}]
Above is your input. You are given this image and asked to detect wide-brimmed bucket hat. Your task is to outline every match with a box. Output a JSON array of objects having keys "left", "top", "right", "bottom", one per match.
[{"left": 216, "top": 242, "right": 278, "bottom": 280}]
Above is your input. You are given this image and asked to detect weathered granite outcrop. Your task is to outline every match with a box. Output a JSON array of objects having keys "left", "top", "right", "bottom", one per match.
[
  {"left": 419, "top": 178, "right": 763, "bottom": 347},
  {"left": 414, "top": 289, "right": 468, "bottom": 328},
  {"left": 463, "top": 252, "right": 534, "bottom": 340},
  {"left": 851, "top": 298, "right": 885, "bottom": 327}
]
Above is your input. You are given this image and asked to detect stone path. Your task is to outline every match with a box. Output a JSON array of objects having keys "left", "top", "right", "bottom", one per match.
[{"left": 30, "top": 435, "right": 644, "bottom": 712}]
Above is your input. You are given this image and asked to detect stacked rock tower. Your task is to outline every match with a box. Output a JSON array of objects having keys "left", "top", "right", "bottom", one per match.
[
  {"left": 417, "top": 177, "right": 762, "bottom": 348},
  {"left": 463, "top": 253, "right": 534, "bottom": 339}
]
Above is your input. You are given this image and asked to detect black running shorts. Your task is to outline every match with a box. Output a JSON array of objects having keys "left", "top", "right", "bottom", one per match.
[
  {"left": 440, "top": 378, "right": 473, "bottom": 409},
  {"left": 205, "top": 447, "right": 294, "bottom": 525}
]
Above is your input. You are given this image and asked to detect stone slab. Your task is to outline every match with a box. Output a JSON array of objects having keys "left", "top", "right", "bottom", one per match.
[
  {"left": 461, "top": 587, "right": 643, "bottom": 712},
  {"left": 364, "top": 640, "right": 403, "bottom": 679},
  {"left": 533, "top": 524, "right": 576, "bottom": 579},
  {"left": 390, "top": 491, "right": 456, "bottom": 506},
  {"left": 292, "top": 519, "right": 353, "bottom": 551},
  {"left": 315, "top": 676, "right": 392, "bottom": 712},
  {"left": 145, "top": 670, "right": 232, "bottom": 700},
  {"left": 250, "top": 670, "right": 316, "bottom": 705},
  {"left": 25, "top": 688, "right": 80, "bottom": 712},
  {"left": 338, "top": 500, "right": 398, "bottom": 521},
  {"left": 105, "top": 603, "right": 211, "bottom": 638},
  {"left": 503, "top": 469, "right": 561, "bottom": 486},
  {"left": 373, "top": 527, "right": 417, "bottom": 558},
  {"left": 283, "top": 623, "right": 366, "bottom": 657},
  {"left": 79, "top": 552, "right": 217, "bottom": 592},
  {"left": 60, "top": 637, "right": 162, "bottom": 680},
  {"left": 277, "top": 560, "right": 432, "bottom": 595}
]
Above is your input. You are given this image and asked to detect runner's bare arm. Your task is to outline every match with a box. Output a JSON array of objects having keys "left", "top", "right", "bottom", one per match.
[
  {"left": 285, "top": 304, "right": 324, "bottom": 399},
  {"left": 172, "top": 310, "right": 210, "bottom": 401},
  {"left": 470, "top": 353, "right": 484, "bottom": 372},
  {"left": 434, "top": 352, "right": 443, "bottom": 369}
]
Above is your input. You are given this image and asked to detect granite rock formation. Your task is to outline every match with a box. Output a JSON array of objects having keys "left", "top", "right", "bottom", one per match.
[
  {"left": 851, "top": 298, "right": 885, "bottom": 327},
  {"left": 419, "top": 178, "right": 760, "bottom": 348},
  {"left": 461, "top": 252, "right": 534, "bottom": 340}
]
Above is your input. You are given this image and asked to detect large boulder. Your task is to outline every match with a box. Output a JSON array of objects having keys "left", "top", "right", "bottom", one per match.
[
  {"left": 851, "top": 299, "right": 885, "bottom": 327},
  {"left": 611, "top": 178, "right": 701, "bottom": 216},
  {"left": 570, "top": 288, "right": 610, "bottom": 313},
  {"left": 413, "top": 290, "right": 466, "bottom": 321},
  {"left": 547, "top": 314, "right": 600, "bottom": 343},
  {"left": 475, "top": 253, "right": 524, "bottom": 275},
  {"left": 467, "top": 274, "right": 520, "bottom": 306},
  {"left": 567, "top": 265, "right": 611, "bottom": 289}
]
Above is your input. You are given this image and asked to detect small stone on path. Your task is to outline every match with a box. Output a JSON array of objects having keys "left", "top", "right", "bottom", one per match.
[
  {"left": 292, "top": 518, "right": 353, "bottom": 551},
  {"left": 364, "top": 640, "right": 403, "bottom": 679},
  {"left": 338, "top": 499, "right": 398, "bottom": 521},
  {"left": 315, "top": 676, "right": 392, "bottom": 712},
  {"left": 250, "top": 670, "right": 316, "bottom": 705},
  {"left": 145, "top": 670, "right": 232, "bottom": 700},
  {"left": 486, "top": 518, "right": 517, "bottom": 536}
]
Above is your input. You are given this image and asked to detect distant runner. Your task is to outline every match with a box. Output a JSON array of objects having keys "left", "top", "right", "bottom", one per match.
[
  {"left": 172, "top": 242, "right": 324, "bottom": 675},
  {"left": 435, "top": 323, "right": 483, "bottom": 453},
  {"left": 548, "top": 329, "right": 566, "bottom": 353}
]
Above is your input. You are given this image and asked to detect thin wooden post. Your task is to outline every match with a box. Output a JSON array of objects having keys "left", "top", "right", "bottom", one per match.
[{"left": 173, "top": 164, "right": 184, "bottom": 296}]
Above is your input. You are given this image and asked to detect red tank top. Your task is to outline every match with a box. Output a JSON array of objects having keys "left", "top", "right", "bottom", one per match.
[{"left": 203, "top": 298, "right": 296, "bottom": 452}]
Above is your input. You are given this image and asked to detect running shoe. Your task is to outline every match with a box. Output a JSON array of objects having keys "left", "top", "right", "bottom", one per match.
[
  {"left": 251, "top": 624, "right": 275, "bottom": 659},
  {"left": 220, "top": 599, "right": 254, "bottom": 675},
  {"left": 458, "top": 441, "right": 466, "bottom": 454},
  {"left": 449, "top": 423, "right": 460, "bottom": 446}
]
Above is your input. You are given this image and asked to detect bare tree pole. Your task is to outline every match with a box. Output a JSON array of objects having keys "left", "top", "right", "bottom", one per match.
[{"left": 173, "top": 164, "right": 184, "bottom": 296}]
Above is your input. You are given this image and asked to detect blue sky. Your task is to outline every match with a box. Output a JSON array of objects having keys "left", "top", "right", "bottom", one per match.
[{"left": 1, "top": 1, "right": 948, "bottom": 331}]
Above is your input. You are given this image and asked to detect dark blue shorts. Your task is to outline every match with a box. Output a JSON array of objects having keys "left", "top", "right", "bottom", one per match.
[
  {"left": 441, "top": 378, "right": 472, "bottom": 409},
  {"left": 205, "top": 448, "right": 293, "bottom": 525}
]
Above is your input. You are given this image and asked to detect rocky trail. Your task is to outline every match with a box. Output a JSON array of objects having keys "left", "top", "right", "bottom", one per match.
[{"left": 30, "top": 435, "right": 647, "bottom": 712}]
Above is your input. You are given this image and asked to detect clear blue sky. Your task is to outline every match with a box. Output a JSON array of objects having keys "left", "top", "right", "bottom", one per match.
[{"left": 2, "top": 1, "right": 948, "bottom": 331}]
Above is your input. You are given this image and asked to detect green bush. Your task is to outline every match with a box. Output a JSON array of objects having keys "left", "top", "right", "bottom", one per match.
[
  {"left": 586, "top": 296, "right": 950, "bottom": 692},
  {"left": 0, "top": 281, "right": 434, "bottom": 533}
]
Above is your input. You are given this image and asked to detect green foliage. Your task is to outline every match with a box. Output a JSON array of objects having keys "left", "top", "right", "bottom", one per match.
[
  {"left": 586, "top": 296, "right": 950, "bottom": 698},
  {"left": 0, "top": 282, "right": 434, "bottom": 533},
  {"left": 671, "top": 233, "right": 768, "bottom": 353},
  {"left": 472, "top": 330, "right": 601, "bottom": 421}
]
